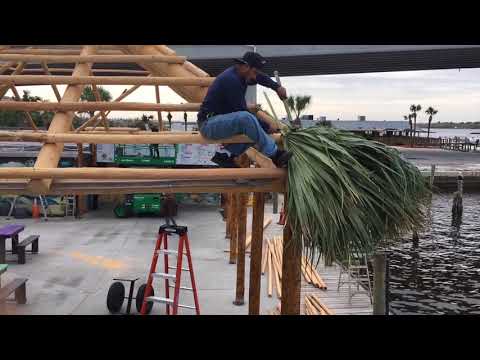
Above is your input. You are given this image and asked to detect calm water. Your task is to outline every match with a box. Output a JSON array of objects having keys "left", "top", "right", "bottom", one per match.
[
  {"left": 388, "top": 193, "right": 480, "bottom": 315},
  {"left": 418, "top": 128, "right": 480, "bottom": 141}
]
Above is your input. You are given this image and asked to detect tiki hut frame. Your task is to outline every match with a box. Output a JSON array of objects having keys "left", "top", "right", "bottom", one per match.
[{"left": 0, "top": 45, "right": 301, "bottom": 315}]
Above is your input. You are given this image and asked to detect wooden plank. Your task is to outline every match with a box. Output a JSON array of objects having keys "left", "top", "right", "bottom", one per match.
[{"left": 0, "top": 75, "right": 215, "bottom": 86}]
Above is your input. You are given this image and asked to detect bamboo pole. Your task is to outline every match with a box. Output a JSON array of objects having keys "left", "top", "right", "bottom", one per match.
[
  {"left": 0, "top": 131, "right": 282, "bottom": 145},
  {"left": 120, "top": 45, "right": 207, "bottom": 103},
  {"left": 40, "top": 62, "right": 62, "bottom": 101},
  {"left": 74, "top": 83, "right": 143, "bottom": 132},
  {"left": 154, "top": 85, "right": 163, "bottom": 131},
  {"left": 91, "top": 83, "right": 109, "bottom": 130},
  {"left": 245, "top": 218, "right": 272, "bottom": 249},
  {"left": 0, "top": 48, "right": 124, "bottom": 55},
  {"left": 0, "top": 75, "right": 215, "bottom": 86},
  {"left": 0, "top": 54, "right": 187, "bottom": 64},
  {"left": 234, "top": 191, "right": 248, "bottom": 305},
  {"left": 248, "top": 192, "right": 265, "bottom": 315},
  {"left": 28, "top": 46, "right": 96, "bottom": 193},
  {"left": 0, "top": 62, "right": 25, "bottom": 98},
  {"left": 19, "top": 68, "right": 150, "bottom": 76},
  {"left": 8, "top": 85, "right": 39, "bottom": 131},
  {"left": 261, "top": 240, "right": 269, "bottom": 275},
  {"left": 0, "top": 167, "right": 286, "bottom": 181},
  {"left": 0, "top": 61, "right": 17, "bottom": 75},
  {"left": 0, "top": 101, "right": 201, "bottom": 112}
]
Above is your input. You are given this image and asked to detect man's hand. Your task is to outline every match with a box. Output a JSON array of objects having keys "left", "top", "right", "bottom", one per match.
[
  {"left": 247, "top": 103, "right": 262, "bottom": 113},
  {"left": 276, "top": 86, "right": 287, "bottom": 100}
]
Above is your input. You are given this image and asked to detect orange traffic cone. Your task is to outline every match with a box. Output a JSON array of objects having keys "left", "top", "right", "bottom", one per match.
[
  {"left": 277, "top": 203, "right": 286, "bottom": 225},
  {"left": 32, "top": 198, "right": 41, "bottom": 220}
]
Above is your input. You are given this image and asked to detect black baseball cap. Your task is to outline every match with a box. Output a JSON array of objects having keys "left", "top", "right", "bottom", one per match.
[{"left": 233, "top": 51, "right": 267, "bottom": 70}]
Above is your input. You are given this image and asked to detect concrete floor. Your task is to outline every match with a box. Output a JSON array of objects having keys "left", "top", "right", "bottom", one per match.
[{"left": 0, "top": 204, "right": 280, "bottom": 315}]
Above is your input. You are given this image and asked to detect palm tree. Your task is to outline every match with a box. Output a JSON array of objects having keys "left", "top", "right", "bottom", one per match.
[
  {"left": 409, "top": 104, "right": 422, "bottom": 138},
  {"left": 287, "top": 95, "right": 311, "bottom": 126},
  {"left": 425, "top": 107, "right": 438, "bottom": 139},
  {"left": 80, "top": 86, "right": 112, "bottom": 117},
  {"left": 404, "top": 115, "right": 412, "bottom": 136}
]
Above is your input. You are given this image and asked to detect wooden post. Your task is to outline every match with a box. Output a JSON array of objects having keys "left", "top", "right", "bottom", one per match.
[
  {"left": 248, "top": 192, "right": 265, "bottom": 315},
  {"left": 234, "top": 191, "right": 248, "bottom": 306},
  {"left": 280, "top": 219, "right": 302, "bottom": 315},
  {"left": 430, "top": 164, "right": 436, "bottom": 188},
  {"left": 155, "top": 85, "right": 163, "bottom": 131},
  {"left": 225, "top": 194, "right": 231, "bottom": 239},
  {"left": 229, "top": 193, "right": 238, "bottom": 264},
  {"left": 373, "top": 252, "right": 388, "bottom": 315}
]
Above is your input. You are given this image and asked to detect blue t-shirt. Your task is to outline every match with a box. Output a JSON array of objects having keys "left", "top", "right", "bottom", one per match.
[{"left": 197, "top": 66, "right": 279, "bottom": 123}]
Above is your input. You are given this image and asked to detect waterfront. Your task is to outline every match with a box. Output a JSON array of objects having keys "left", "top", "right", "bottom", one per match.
[{"left": 388, "top": 192, "right": 480, "bottom": 315}]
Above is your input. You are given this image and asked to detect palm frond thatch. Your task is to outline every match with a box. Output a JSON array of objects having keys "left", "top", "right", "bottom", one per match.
[{"left": 282, "top": 125, "right": 429, "bottom": 264}]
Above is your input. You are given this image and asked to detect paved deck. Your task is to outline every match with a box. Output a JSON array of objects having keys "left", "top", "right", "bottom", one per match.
[{"left": 0, "top": 202, "right": 372, "bottom": 315}]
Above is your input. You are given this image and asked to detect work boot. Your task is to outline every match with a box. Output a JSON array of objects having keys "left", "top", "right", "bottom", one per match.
[
  {"left": 211, "top": 152, "right": 239, "bottom": 168},
  {"left": 271, "top": 150, "right": 292, "bottom": 168}
]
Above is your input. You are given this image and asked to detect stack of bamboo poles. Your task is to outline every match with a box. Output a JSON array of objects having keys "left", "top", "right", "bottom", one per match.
[
  {"left": 302, "top": 256, "right": 328, "bottom": 290},
  {"left": 304, "top": 294, "right": 334, "bottom": 315},
  {"left": 262, "top": 236, "right": 284, "bottom": 299}
]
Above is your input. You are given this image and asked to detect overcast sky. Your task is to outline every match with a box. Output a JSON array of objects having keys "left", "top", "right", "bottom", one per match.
[{"left": 8, "top": 67, "right": 480, "bottom": 123}]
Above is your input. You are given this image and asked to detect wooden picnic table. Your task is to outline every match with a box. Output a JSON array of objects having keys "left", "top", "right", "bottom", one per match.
[{"left": 0, "top": 224, "right": 25, "bottom": 264}]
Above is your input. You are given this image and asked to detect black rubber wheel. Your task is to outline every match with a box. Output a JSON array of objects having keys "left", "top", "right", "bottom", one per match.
[
  {"left": 136, "top": 283, "right": 154, "bottom": 314},
  {"left": 107, "top": 282, "right": 125, "bottom": 314}
]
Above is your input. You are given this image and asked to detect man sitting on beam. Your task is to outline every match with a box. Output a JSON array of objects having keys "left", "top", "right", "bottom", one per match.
[{"left": 197, "top": 51, "right": 292, "bottom": 168}]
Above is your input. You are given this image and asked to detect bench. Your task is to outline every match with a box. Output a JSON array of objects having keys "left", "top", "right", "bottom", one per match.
[
  {"left": 0, "top": 278, "right": 28, "bottom": 311},
  {"left": 16, "top": 235, "right": 39, "bottom": 265}
]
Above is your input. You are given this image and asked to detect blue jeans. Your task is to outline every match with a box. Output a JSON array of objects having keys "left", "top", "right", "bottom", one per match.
[{"left": 199, "top": 111, "right": 278, "bottom": 157}]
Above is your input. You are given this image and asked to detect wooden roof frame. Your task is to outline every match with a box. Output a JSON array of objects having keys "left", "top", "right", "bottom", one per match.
[{"left": 0, "top": 45, "right": 301, "bottom": 315}]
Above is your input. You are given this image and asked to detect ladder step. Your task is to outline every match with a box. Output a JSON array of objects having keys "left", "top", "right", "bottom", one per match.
[
  {"left": 146, "top": 296, "right": 173, "bottom": 305},
  {"left": 152, "top": 272, "right": 176, "bottom": 280},
  {"left": 146, "top": 296, "right": 195, "bottom": 310},
  {"left": 168, "top": 284, "right": 193, "bottom": 291},
  {"left": 168, "top": 265, "right": 190, "bottom": 272}
]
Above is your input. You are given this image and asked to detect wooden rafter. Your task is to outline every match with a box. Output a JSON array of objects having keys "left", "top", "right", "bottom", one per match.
[
  {"left": 0, "top": 62, "right": 25, "bottom": 98},
  {"left": 8, "top": 85, "right": 39, "bottom": 131},
  {"left": 28, "top": 45, "right": 97, "bottom": 194},
  {"left": 155, "top": 85, "right": 163, "bottom": 131},
  {"left": 40, "top": 62, "right": 62, "bottom": 101}
]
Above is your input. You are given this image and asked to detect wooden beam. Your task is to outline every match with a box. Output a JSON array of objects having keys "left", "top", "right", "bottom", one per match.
[
  {"left": 0, "top": 61, "right": 17, "bottom": 75},
  {"left": 19, "top": 68, "right": 150, "bottom": 76},
  {"left": 8, "top": 85, "right": 39, "bottom": 131},
  {"left": 0, "top": 62, "right": 25, "bottom": 98},
  {"left": 0, "top": 131, "right": 282, "bottom": 145},
  {"left": 248, "top": 192, "right": 265, "bottom": 315},
  {"left": 120, "top": 45, "right": 207, "bottom": 102},
  {"left": 0, "top": 179, "right": 283, "bottom": 196},
  {"left": 0, "top": 54, "right": 187, "bottom": 64},
  {"left": 0, "top": 48, "right": 124, "bottom": 55},
  {"left": 28, "top": 45, "right": 96, "bottom": 194},
  {"left": 74, "top": 83, "right": 143, "bottom": 132},
  {"left": 0, "top": 75, "right": 215, "bottom": 86},
  {"left": 40, "top": 62, "right": 62, "bottom": 101},
  {"left": 91, "top": 83, "right": 109, "bottom": 130},
  {"left": 0, "top": 167, "right": 287, "bottom": 181},
  {"left": 155, "top": 85, "right": 163, "bottom": 131},
  {"left": 0, "top": 101, "right": 201, "bottom": 112}
]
